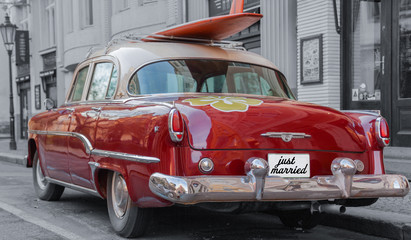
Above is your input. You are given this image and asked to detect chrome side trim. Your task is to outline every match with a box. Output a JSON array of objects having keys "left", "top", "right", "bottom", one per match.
[
  {"left": 133, "top": 100, "right": 174, "bottom": 109},
  {"left": 45, "top": 177, "right": 103, "bottom": 198},
  {"left": 88, "top": 162, "right": 100, "bottom": 191},
  {"left": 91, "top": 149, "right": 160, "bottom": 163},
  {"left": 30, "top": 130, "right": 93, "bottom": 154},
  {"left": 64, "top": 99, "right": 128, "bottom": 106},
  {"left": 29, "top": 130, "right": 160, "bottom": 163}
]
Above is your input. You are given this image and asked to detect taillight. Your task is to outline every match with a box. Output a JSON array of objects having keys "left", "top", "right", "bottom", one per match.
[
  {"left": 168, "top": 109, "right": 184, "bottom": 142},
  {"left": 376, "top": 117, "right": 390, "bottom": 147}
]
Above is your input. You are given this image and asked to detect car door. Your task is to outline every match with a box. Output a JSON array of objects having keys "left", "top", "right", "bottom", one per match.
[
  {"left": 67, "top": 61, "right": 118, "bottom": 189},
  {"left": 44, "top": 65, "right": 91, "bottom": 183},
  {"left": 42, "top": 108, "right": 72, "bottom": 183}
]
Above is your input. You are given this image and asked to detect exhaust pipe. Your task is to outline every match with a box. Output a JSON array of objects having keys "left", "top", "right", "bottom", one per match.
[{"left": 311, "top": 202, "right": 346, "bottom": 214}]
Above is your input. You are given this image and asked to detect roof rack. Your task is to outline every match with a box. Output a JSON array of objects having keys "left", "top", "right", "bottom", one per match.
[
  {"left": 125, "top": 34, "right": 246, "bottom": 50},
  {"left": 85, "top": 33, "right": 246, "bottom": 59}
]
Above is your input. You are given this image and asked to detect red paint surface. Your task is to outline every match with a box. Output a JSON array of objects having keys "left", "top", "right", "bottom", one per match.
[
  {"left": 67, "top": 105, "right": 100, "bottom": 189},
  {"left": 176, "top": 95, "right": 366, "bottom": 153},
  {"left": 28, "top": 94, "right": 388, "bottom": 207},
  {"left": 41, "top": 108, "right": 72, "bottom": 183}
]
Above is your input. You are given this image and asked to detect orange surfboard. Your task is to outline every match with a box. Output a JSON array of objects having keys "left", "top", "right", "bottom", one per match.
[{"left": 145, "top": 0, "right": 262, "bottom": 41}]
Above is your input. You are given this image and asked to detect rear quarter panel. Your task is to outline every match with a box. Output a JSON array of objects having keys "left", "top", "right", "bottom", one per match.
[
  {"left": 92, "top": 102, "right": 179, "bottom": 207},
  {"left": 343, "top": 111, "right": 386, "bottom": 174}
]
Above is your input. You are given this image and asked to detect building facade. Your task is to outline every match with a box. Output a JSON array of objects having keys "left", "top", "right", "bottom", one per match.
[
  {"left": 1, "top": 0, "right": 410, "bottom": 148},
  {"left": 342, "top": 0, "right": 411, "bottom": 147}
]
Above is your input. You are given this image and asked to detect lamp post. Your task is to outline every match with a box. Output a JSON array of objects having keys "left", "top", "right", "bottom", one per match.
[{"left": 0, "top": 13, "right": 17, "bottom": 150}]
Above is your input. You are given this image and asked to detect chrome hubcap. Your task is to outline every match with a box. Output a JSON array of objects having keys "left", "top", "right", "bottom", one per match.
[
  {"left": 112, "top": 172, "right": 129, "bottom": 219},
  {"left": 36, "top": 159, "right": 47, "bottom": 190}
]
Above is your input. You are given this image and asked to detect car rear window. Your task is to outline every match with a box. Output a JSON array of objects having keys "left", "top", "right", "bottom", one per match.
[{"left": 128, "top": 60, "right": 294, "bottom": 99}]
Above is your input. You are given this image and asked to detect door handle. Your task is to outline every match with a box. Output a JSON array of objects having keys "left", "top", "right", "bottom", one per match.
[{"left": 91, "top": 107, "right": 102, "bottom": 112}]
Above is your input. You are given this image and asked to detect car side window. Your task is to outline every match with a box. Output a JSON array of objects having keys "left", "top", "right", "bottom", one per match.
[
  {"left": 106, "top": 67, "right": 118, "bottom": 98},
  {"left": 129, "top": 74, "right": 140, "bottom": 95},
  {"left": 233, "top": 72, "right": 274, "bottom": 96},
  {"left": 71, "top": 66, "right": 89, "bottom": 102},
  {"left": 128, "top": 61, "right": 197, "bottom": 95},
  {"left": 233, "top": 72, "right": 262, "bottom": 95},
  {"left": 87, "top": 62, "right": 117, "bottom": 101},
  {"left": 201, "top": 75, "right": 228, "bottom": 93}
]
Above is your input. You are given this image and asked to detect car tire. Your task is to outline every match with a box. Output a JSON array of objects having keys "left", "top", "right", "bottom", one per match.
[
  {"left": 32, "top": 151, "right": 65, "bottom": 201},
  {"left": 107, "top": 172, "right": 150, "bottom": 238},
  {"left": 278, "top": 209, "right": 322, "bottom": 230}
]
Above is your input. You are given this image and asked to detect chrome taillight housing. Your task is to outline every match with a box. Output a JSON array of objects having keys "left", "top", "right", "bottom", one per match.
[
  {"left": 376, "top": 117, "right": 390, "bottom": 147},
  {"left": 168, "top": 109, "right": 184, "bottom": 142}
]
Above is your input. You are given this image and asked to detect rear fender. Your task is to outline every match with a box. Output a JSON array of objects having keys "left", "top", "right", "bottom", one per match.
[
  {"left": 343, "top": 111, "right": 385, "bottom": 174},
  {"left": 91, "top": 156, "right": 172, "bottom": 208},
  {"left": 91, "top": 157, "right": 127, "bottom": 199}
]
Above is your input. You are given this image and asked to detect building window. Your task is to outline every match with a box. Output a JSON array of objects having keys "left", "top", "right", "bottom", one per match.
[
  {"left": 43, "top": 0, "right": 56, "bottom": 47},
  {"left": 66, "top": 0, "right": 73, "bottom": 33},
  {"left": 18, "top": 4, "right": 29, "bottom": 30},
  {"left": 208, "top": 0, "right": 261, "bottom": 53},
  {"left": 40, "top": 70, "right": 57, "bottom": 107},
  {"left": 350, "top": 0, "right": 382, "bottom": 102},
  {"left": 122, "top": 0, "right": 129, "bottom": 9},
  {"left": 113, "top": 0, "right": 130, "bottom": 13},
  {"left": 83, "top": 0, "right": 94, "bottom": 26}
]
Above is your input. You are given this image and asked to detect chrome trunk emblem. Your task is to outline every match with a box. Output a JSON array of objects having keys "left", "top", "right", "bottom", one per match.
[{"left": 261, "top": 132, "right": 311, "bottom": 142}]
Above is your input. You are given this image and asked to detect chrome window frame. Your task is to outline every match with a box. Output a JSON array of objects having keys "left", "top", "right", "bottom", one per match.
[
  {"left": 66, "top": 55, "right": 121, "bottom": 104},
  {"left": 67, "top": 63, "right": 92, "bottom": 103}
]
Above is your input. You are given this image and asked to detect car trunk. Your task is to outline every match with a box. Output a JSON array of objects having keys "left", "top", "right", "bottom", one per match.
[{"left": 176, "top": 95, "right": 366, "bottom": 153}]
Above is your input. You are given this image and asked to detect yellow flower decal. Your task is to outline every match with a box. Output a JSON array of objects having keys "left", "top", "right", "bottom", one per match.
[{"left": 183, "top": 96, "right": 263, "bottom": 112}]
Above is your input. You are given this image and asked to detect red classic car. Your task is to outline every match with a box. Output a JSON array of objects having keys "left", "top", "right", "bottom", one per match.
[{"left": 27, "top": 2, "right": 408, "bottom": 238}]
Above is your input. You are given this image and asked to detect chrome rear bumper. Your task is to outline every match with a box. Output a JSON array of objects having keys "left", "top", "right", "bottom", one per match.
[{"left": 149, "top": 158, "right": 409, "bottom": 205}]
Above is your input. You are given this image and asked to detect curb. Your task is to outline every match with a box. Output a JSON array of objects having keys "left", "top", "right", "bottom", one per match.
[
  {"left": 384, "top": 147, "right": 411, "bottom": 160},
  {"left": 384, "top": 158, "right": 411, "bottom": 180},
  {"left": 321, "top": 208, "right": 411, "bottom": 240},
  {"left": 0, "top": 153, "right": 26, "bottom": 166}
]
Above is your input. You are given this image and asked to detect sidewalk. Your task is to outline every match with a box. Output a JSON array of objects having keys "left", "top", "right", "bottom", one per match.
[
  {"left": 384, "top": 147, "right": 411, "bottom": 180},
  {"left": 0, "top": 138, "right": 27, "bottom": 166},
  {"left": 0, "top": 140, "right": 410, "bottom": 239},
  {"left": 321, "top": 196, "right": 411, "bottom": 239}
]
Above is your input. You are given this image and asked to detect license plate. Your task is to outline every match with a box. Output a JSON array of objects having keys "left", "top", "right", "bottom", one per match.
[{"left": 268, "top": 154, "right": 310, "bottom": 178}]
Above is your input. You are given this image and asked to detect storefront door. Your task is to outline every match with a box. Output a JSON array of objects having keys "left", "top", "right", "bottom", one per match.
[
  {"left": 19, "top": 88, "right": 30, "bottom": 139},
  {"left": 391, "top": 0, "right": 411, "bottom": 146},
  {"left": 343, "top": 0, "right": 385, "bottom": 112},
  {"left": 343, "top": 0, "right": 411, "bottom": 147}
]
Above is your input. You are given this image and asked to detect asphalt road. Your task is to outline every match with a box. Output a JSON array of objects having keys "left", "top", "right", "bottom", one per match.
[{"left": 0, "top": 161, "right": 387, "bottom": 240}]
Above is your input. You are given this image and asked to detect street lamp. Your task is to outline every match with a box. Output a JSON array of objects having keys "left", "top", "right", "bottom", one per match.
[{"left": 0, "top": 13, "right": 17, "bottom": 150}]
